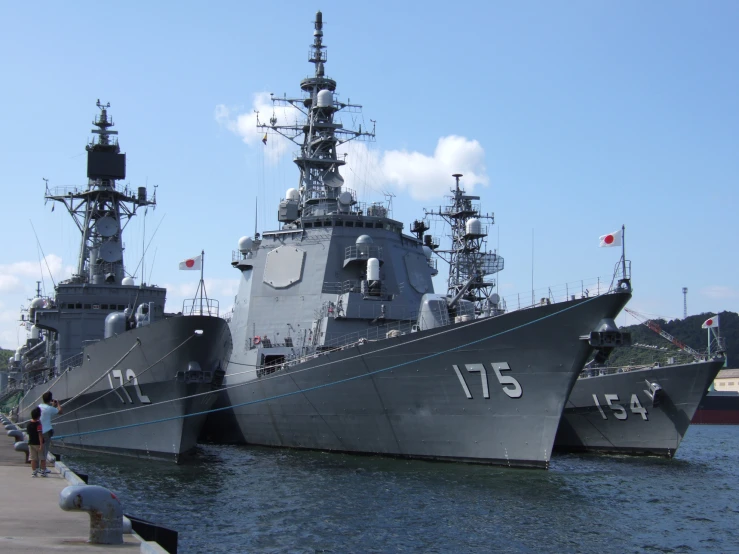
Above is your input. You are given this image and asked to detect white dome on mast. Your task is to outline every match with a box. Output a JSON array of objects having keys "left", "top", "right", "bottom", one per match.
[
  {"left": 238, "top": 236, "right": 254, "bottom": 253},
  {"left": 317, "top": 89, "right": 333, "bottom": 108}
]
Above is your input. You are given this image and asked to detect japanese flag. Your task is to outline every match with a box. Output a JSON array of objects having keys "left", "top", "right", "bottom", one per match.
[
  {"left": 702, "top": 315, "right": 719, "bottom": 329},
  {"left": 599, "top": 229, "right": 622, "bottom": 247},
  {"left": 179, "top": 255, "right": 202, "bottom": 270}
]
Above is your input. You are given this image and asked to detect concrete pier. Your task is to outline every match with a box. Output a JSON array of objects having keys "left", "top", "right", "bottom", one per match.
[{"left": 0, "top": 434, "right": 166, "bottom": 553}]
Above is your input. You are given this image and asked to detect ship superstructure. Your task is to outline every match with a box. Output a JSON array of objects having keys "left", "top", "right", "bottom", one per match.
[
  {"left": 17, "top": 102, "right": 232, "bottom": 461},
  {"left": 257, "top": 10, "right": 375, "bottom": 218},
  {"left": 34, "top": 101, "right": 165, "bottom": 369},
  {"left": 423, "top": 175, "right": 504, "bottom": 316},
  {"left": 209, "top": 12, "right": 632, "bottom": 468}
]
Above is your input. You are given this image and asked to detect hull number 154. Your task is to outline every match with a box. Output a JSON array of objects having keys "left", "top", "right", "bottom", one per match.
[{"left": 592, "top": 393, "right": 648, "bottom": 420}]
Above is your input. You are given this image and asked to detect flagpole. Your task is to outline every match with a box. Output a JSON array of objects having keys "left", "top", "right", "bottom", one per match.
[
  {"left": 621, "top": 224, "right": 626, "bottom": 282},
  {"left": 200, "top": 249, "right": 204, "bottom": 316}
]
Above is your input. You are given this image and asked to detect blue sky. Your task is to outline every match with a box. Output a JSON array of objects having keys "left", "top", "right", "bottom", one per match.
[{"left": 1, "top": 1, "right": 737, "bottom": 349}]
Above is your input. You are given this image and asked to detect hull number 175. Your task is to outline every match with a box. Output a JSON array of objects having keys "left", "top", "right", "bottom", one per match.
[{"left": 453, "top": 362, "right": 523, "bottom": 399}]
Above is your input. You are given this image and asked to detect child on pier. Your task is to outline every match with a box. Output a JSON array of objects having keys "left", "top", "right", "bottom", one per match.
[{"left": 26, "top": 407, "right": 44, "bottom": 477}]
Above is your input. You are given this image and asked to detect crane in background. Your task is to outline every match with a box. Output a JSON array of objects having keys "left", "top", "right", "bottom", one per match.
[{"left": 624, "top": 308, "right": 705, "bottom": 362}]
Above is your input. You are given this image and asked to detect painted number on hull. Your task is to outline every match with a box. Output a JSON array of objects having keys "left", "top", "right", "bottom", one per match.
[
  {"left": 107, "top": 369, "right": 151, "bottom": 404},
  {"left": 453, "top": 362, "right": 523, "bottom": 399},
  {"left": 592, "top": 393, "right": 648, "bottom": 420}
]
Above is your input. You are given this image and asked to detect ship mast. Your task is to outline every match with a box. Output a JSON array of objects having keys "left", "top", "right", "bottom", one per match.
[
  {"left": 425, "top": 174, "right": 504, "bottom": 315},
  {"left": 256, "top": 11, "right": 375, "bottom": 221},
  {"left": 44, "top": 100, "right": 156, "bottom": 285}
]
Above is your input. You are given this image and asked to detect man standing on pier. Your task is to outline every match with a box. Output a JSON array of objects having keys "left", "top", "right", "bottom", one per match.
[{"left": 38, "top": 392, "right": 63, "bottom": 475}]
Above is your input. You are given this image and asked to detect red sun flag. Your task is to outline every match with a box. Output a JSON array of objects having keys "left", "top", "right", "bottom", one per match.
[
  {"left": 179, "top": 254, "right": 202, "bottom": 271},
  {"left": 599, "top": 229, "right": 622, "bottom": 248},
  {"left": 702, "top": 315, "right": 719, "bottom": 329}
]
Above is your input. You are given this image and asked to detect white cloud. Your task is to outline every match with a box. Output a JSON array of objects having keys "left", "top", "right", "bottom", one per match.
[
  {"left": 216, "top": 94, "right": 488, "bottom": 202},
  {"left": 0, "top": 255, "right": 75, "bottom": 294},
  {"left": 215, "top": 93, "right": 301, "bottom": 163},
  {"left": 382, "top": 136, "right": 489, "bottom": 200},
  {"left": 0, "top": 255, "right": 75, "bottom": 349},
  {"left": 335, "top": 137, "right": 489, "bottom": 201},
  {"left": 0, "top": 300, "right": 25, "bottom": 349},
  {"left": 701, "top": 285, "right": 739, "bottom": 300},
  {"left": 0, "top": 275, "right": 22, "bottom": 293}
]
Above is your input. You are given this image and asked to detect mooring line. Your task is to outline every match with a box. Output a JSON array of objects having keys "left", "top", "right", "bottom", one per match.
[
  {"left": 52, "top": 294, "right": 607, "bottom": 440},
  {"left": 16, "top": 340, "right": 142, "bottom": 426},
  {"left": 21, "top": 366, "right": 72, "bottom": 411},
  {"left": 51, "top": 294, "right": 603, "bottom": 427},
  {"left": 59, "top": 340, "right": 142, "bottom": 409},
  {"left": 56, "top": 333, "right": 197, "bottom": 422}
]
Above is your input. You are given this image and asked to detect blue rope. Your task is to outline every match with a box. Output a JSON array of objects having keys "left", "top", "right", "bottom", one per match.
[{"left": 53, "top": 294, "right": 604, "bottom": 440}]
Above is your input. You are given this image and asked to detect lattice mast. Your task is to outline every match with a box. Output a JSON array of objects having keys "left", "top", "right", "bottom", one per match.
[
  {"left": 425, "top": 174, "right": 504, "bottom": 314},
  {"left": 256, "top": 11, "right": 375, "bottom": 218},
  {"left": 44, "top": 100, "right": 156, "bottom": 285}
]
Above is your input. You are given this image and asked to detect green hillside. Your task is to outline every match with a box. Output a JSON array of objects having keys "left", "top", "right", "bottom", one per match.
[
  {"left": 607, "top": 311, "right": 737, "bottom": 368},
  {"left": 0, "top": 348, "right": 12, "bottom": 372}
]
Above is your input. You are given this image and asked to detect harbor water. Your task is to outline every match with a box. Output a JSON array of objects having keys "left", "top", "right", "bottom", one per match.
[{"left": 60, "top": 425, "right": 739, "bottom": 553}]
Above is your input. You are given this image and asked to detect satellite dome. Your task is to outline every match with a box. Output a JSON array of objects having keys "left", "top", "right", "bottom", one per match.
[
  {"left": 490, "top": 293, "right": 500, "bottom": 304},
  {"left": 30, "top": 297, "right": 45, "bottom": 309},
  {"left": 356, "top": 235, "right": 373, "bottom": 245},
  {"left": 422, "top": 246, "right": 433, "bottom": 259},
  {"left": 338, "top": 191, "right": 352, "bottom": 205},
  {"left": 238, "top": 236, "right": 254, "bottom": 253},
  {"left": 317, "top": 89, "right": 333, "bottom": 108},
  {"left": 286, "top": 188, "right": 300, "bottom": 201},
  {"left": 466, "top": 218, "right": 482, "bottom": 236},
  {"left": 121, "top": 277, "right": 135, "bottom": 286}
]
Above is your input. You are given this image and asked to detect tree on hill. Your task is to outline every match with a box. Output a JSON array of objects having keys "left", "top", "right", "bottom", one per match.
[
  {"left": 0, "top": 349, "right": 12, "bottom": 372},
  {"left": 607, "top": 311, "right": 737, "bottom": 368}
]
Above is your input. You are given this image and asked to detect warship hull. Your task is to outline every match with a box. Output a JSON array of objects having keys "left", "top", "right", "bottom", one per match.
[
  {"left": 554, "top": 359, "right": 724, "bottom": 457},
  {"left": 19, "top": 315, "right": 231, "bottom": 462},
  {"left": 212, "top": 292, "right": 630, "bottom": 469},
  {"left": 692, "top": 392, "right": 739, "bottom": 424}
]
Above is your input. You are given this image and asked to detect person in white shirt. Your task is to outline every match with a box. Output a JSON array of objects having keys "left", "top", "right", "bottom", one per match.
[{"left": 38, "top": 391, "right": 63, "bottom": 475}]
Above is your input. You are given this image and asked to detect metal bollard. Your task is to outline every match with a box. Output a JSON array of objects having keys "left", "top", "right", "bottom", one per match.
[
  {"left": 14, "top": 440, "right": 29, "bottom": 463},
  {"left": 59, "top": 485, "right": 124, "bottom": 544},
  {"left": 7, "top": 430, "right": 24, "bottom": 441}
]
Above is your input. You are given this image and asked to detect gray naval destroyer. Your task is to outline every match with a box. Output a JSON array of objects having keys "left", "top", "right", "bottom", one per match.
[
  {"left": 210, "top": 11, "right": 632, "bottom": 468},
  {"left": 555, "top": 311, "right": 725, "bottom": 457},
  {"left": 16, "top": 101, "right": 232, "bottom": 461}
]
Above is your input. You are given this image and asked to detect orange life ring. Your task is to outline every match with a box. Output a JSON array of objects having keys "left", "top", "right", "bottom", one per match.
[{"left": 253, "top": 336, "right": 261, "bottom": 345}]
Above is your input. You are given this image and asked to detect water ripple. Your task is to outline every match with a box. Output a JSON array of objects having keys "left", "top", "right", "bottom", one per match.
[{"left": 61, "top": 426, "right": 739, "bottom": 553}]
